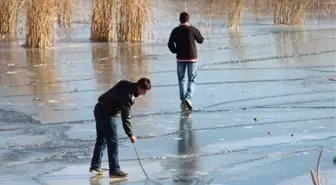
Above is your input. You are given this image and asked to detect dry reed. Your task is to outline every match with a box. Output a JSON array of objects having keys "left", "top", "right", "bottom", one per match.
[
  {"left": 25, "top": 0, "right": 59, "bottom": 48},
  {"left": 0, "top": 0, "right": 19, "bottom": 36},
  {"left": 56, "top": 0, "right": 73, "bottom": 28},
  {"left": 310, "top": 148, "right": 323, "bottom": 185},
  {"left": 274, "top": 0, "right": 311, "bottom": 25},
  {"left": 118, "top": 0, "right": 151, "bottom": 42},
  {"left": 249, "top": 0, "right": 262, "bottom": 19},
  {"left": 91, "top": 0, "right": 116, "bottom": 42},
  {"left": 210, "top": 0, "right": 228, "bottom": 14},
  {"left": 228, "top": 0, "right": 245, "bottom": 29}
]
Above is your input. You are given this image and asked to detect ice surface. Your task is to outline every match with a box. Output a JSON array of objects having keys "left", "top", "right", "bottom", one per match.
[{"left": 1, "top": 2, "right": 336, "bottom": 185}]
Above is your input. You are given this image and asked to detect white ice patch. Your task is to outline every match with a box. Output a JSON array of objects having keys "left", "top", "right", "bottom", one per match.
[
  {"left": 47, "top": 100, "right": 58, "bottom": 103},
  {"left": 6, "top": 71, "right": 19, "bottom": 74},
  {"left": 242, "top": 126, "right": 253, "bottom": 129}
]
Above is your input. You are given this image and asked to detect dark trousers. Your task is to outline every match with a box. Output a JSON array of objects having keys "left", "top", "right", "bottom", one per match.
[{"left": 90, "top": 104, "right": 120, "bottom": 171}]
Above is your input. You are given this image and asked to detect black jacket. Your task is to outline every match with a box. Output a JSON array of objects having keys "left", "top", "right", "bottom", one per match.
[
  {"left": 97, "top": 80, "right": 138, "bottom": 137},
  {"left": 167, "top": 24, "right": 204, "bottom": 62}
]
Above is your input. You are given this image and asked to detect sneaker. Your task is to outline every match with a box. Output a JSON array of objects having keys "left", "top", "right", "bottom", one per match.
[
  {"left": 184, "top": 99, "right": 192, "bottom": 110},
  {"left": 110, "top": 169, "right": 128, "bottom": 178},
  {"left": 89, "top": 167, "right": 106, "bottom": 175},
  {"left": 181, "top": 101, "right": 188, "bottom": 111}
]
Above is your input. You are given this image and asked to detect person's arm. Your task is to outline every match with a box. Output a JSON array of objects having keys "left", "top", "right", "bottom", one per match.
[
  {"left": 193, "top": 27, "right": 204, "bottom": 44},
  {"left": 120, "top": 95, "right": 133, "bottom": 138},
  {"left": 167, "top": 29, "right": 177, "bottom": 53}
]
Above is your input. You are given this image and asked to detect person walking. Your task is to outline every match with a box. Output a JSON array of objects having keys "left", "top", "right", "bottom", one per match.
[
  {"left": 167, "top": 12, "right": 204, "bottom": 110},
  {"left": 89, "top": 78, "right": 151, "bottom": 178}
]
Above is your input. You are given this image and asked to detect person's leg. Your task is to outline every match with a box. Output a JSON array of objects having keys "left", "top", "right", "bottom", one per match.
[
  {"left": 185, "top": 62, "right": 197, "bottom": 108},
  {"left": 105, "top": 116, "right": 127, "bottom": 177},
  {"left": 90, "top": 104, "right": 107, "bottom": 174},
  {"left": 177, "top": 62, "right": 187, "bottom": 102}
]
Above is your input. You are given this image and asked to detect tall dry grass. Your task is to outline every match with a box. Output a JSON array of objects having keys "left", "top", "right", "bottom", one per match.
[
  {"left": 249, "top": 0, "right": 262, "bottom": 19},
  {"left": 25, "top": 0, "right": 59, "bottom": 48},
  {"left": 0, "top": 0, "right": 19, "bottom": 36},
  {"left": 310, "top": 149, "right": 323, "bottom": 185},
  {"left": 209, "top": 0, "right": 228, "bottom": 14},
  {"left": 91, "top": 0, "right": 116, "bottom": 41},
  {"left": 118, "top": 0, "right": 151, "bottom": 42},
  {"left": 25, "top": 0, "right": 73, "bottom": 48},
  {"left": 228, "top": 0, "right": 245, "bottom": 29},
  {"left": 248, "top": 0, "right": 276, "bottom": 19},
  {"left": 274, "top": 0, "right": 311, "bottom": 25},
  {"left": 57, "top": 0, "right": 73, "bottom": 28}
]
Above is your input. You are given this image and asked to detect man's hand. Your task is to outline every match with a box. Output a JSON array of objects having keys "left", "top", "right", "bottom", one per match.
[{"left": 130, "top": 136, "right": 137, "bottom": 143}]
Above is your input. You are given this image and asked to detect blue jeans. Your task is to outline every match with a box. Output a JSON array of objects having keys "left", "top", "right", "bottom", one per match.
[
  {"left": 90, "top": 104, "right": 120, "bottom": 171},
  {"left": 177, "top": 62, "right": 197, "bottom": 102}
]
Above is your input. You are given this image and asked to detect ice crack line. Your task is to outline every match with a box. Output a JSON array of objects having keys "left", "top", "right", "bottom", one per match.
[{"left": 199, "top": 48, "right": 336, "bottom": 67}]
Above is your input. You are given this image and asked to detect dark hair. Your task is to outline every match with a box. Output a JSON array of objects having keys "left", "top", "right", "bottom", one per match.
[
  {"left": 137, "top": 77, "right": 151, "bottom": 90},
  {"left": 179, "top": 12, "right": 189, "bottom": 23}
]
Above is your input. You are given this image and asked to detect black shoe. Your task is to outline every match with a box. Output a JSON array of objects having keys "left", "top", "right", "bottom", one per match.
[
  {"left": 89, "top": 167, "right": 106, "bottom": 175},
  {"left": 109, "top": 169, "right": 128, "bottom": 178},
  {"left": 184, "top": 99, "right": 192, "bottom": 110},
  {"left": 181, "top": 101, "right": 188, "bottom": 110},
  {"left": 185, "top": 98, "right": 192, "bottom": 110}
]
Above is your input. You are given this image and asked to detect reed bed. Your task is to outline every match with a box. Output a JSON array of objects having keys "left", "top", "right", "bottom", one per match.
[
  {"left": 0, "top": 0, "right": 19, "bottom": 36},
  {"left": 57, "top": 0, "right": 73, "bottom": 28},
  {"left": 209, "top": 0, "right": 228, "bottom": 14},
  {"left": 91, "top": 0, "right": 116, "bottom": 41},
  {"left": 25, "top": 0, "right": 73, "bottom": 47},
  {"left": 274, "top": 0, "right": 312, "bottom": 25},
  {"left": 228, "top": 0, "right": 245, "bottom": 29},
  {"left": 25, "top": 0, "right": 59, "bottom": 48},
  {"left": 249, "top": 0, "right": 262, "bottom": 19},
  {"left": 118, "top": 0, "right": 151, "bottom": 42},
  {"left": 2, "top": 0, "right": 336, "bottom": 45}
]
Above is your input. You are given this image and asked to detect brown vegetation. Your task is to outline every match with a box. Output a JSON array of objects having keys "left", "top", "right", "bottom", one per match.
[
  {"left": 90, "top": 0, "right": 151, "bottom": 42},
  {"left": 228, "top": 0, "right": 245, "bottom": 29},
  {"left": 310, "top": 148, "right": 323, "bottom": 185},
  {"left": 0, "top": 0, "right": 19, "bottom": 36},
  {"left": 91, "top": 0, "right": 116, "bottom": 41},
  {"left": 2, "top": 0, "right": 336, "bottom": 45},
  {"left": 274, "top": 0, "right": 309, "bottom": 25},
  {"left": 25, "top": 0, "right": 59, "bottom": 48},
  {"left": 25, "top": 0, "right": 73, "bottom": 48},
  {"left": 118, "top": 0, "right": 151, "bottom": 42},
  {"left": 57, "top": 0, "right": 73, "bottom": 28}
]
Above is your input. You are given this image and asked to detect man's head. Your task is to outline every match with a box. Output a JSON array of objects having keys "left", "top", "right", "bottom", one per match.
[
  {"left": 179, "top": 12, "right": 190, "bottom": 24},
  {"left": 136, "top": 77, "right": 151, "bottom": 95}
]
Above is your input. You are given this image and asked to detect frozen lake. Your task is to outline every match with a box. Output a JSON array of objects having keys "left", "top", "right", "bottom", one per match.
[{"left": 0, "top": 1, "right": 335, "bottom": 185}]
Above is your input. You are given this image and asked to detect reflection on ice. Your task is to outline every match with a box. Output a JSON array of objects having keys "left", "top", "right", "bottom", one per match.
[{"left": 174, "top": 115, "right": 200, "bottom": 183}]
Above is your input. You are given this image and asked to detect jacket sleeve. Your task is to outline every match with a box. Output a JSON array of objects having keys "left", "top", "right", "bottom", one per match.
[
  {"left": 120, "top": 95, "right": 133, "bottom": 137},
  {"left": 167, "top": 29, "right": 177, "bottom": 53},
  {"left": 193, "top": 27, "right": 204, "bottom": 44}
]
